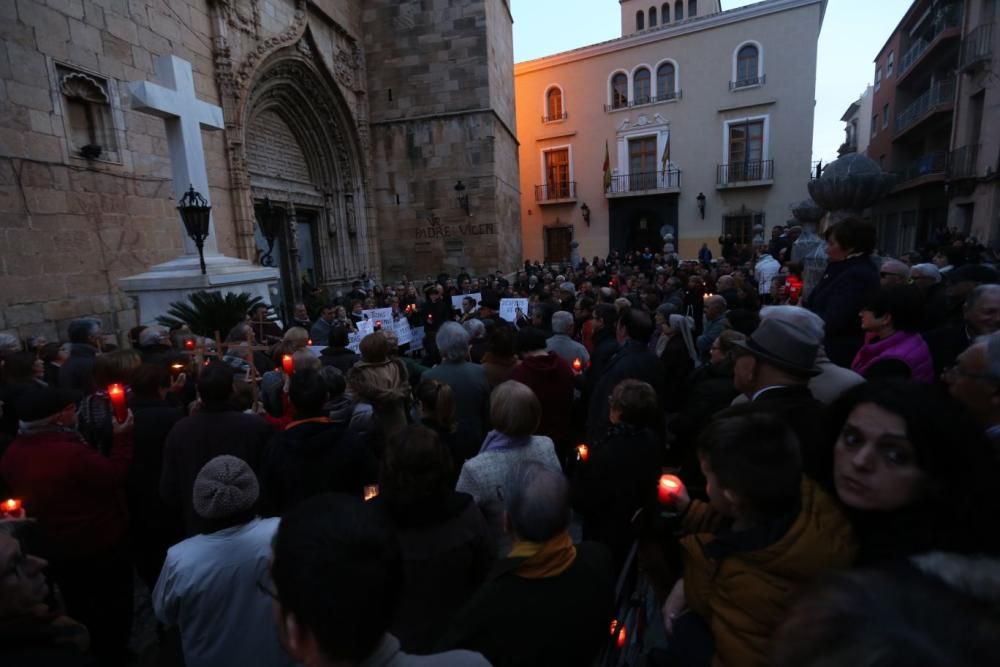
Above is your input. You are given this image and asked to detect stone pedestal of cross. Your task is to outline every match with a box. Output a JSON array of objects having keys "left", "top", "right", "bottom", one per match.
[
  {"left": 119, "top": 55, "right": 279, "bottom": 325},
  {"left": 130, "top": 54, "right": 224, "bottom": 256}
]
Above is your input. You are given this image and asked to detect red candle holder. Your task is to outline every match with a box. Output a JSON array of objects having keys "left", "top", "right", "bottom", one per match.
[
  {"left": 183, "top": 338, "right": 196, "bottom": 351},
  {"left": 575, "top": 444, "right": 589, "bottom": 462},
  {"left": 1, "top": 498, "right": 25, "bottom": 520},
  {"left": 281, "top": 354, "right": 294, "bottom": 375},
  {"left": 108, "top": 383, "right": 128, "bottom": 423},
  {"left": 170, "top": 363, "right": 185, "bottom": 378},
  {"left": 572, "top": 357, "right": 583, "bottom": 373},
  {"left": 658, "top": 474, "right": 683, "bottom": 505}
]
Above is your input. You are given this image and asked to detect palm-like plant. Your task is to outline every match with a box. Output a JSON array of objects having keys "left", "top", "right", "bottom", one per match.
[{"left": 156, "top": 290, "right": 263, "bottom": 338}]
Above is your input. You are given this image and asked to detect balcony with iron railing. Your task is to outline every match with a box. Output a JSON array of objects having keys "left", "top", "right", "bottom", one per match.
[
  {"left": 729, "top": 74, "right": 765, "bottom": 90},
  {"left": 535, "top": 181, "right": 577, "bottom": 203},
  {"left": 897, "top": 3, "right": 962, "bottom": 81},
  {"left": 961, "top": 23, "right": 994, "bottom": 71},
  {"left": 948, "top": 144, "right": 981, "bottom": 179},
  {"left": 606, "top": 169, "right": 682, "bottom": 197},
  {"left": 716, "top": 159, "right": 774, "bottom": 188},
  {"left": 604, "top": 90, "right": 682, "bottom": 112},
  {"left": 894, "top": 77, "right": 955, "bottom": 138},
  {"left": 541, "top": 111, "right": 568, "bottom": 123},
  {"left": 894, "top": 151, "right": 947, "bottom": 189}
]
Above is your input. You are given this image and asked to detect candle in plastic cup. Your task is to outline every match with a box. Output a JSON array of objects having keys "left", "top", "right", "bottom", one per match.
[
  {"left": 170, "top": 363, "right": 185, "bottom": 377},
  {"left": 575, "top": 444, "right": 589, "bottom": 462},
  {"left": 2, "top": 498, "right": 21, "bottom": 513},
  {"left": 108, "top": 383, "right": 128, "bottom": 423},
  {"left": 658, "top": 474, "right": 683, "bottom": 505},
  {"left": 282, "top": 354, "right": 294, "bottom": 375},
  {"left": 572, "top": 358, "right": 583, "bottom": 373},
  {"left": 184, "top": 338, "right": 195, "bottom": 350},
  {"left": 363, "top": 485, "right": 380, "bottom": 501}
]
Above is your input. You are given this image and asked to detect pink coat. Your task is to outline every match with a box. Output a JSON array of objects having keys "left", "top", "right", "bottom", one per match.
[{"left": 851, "top": 331, "right": 935, "bottom": 383}]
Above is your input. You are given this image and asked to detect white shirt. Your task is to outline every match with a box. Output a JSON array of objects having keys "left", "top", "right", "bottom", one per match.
[
  {"left": 755, "top": 254, "right": 781, "bottom": 295},
  {"left": 153, "top": 517, "right": 296, "bottom": 667}
]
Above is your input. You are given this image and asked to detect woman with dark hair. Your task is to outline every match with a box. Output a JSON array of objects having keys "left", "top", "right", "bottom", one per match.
[
  {"left": 851, "top": 285, "right": 934, "bottom": 382},
  {"left": 480, "top": 325, "right": 519, "bottom": 389},
  {"left": 372, "top": 426, "right": 494, "bottom": 654},
  {"left": 804, "top": 218, "right": 880, "bottom": 367},
  {"left": 414, "top": 378, "right": 476, "bottom": 472},
  {"left": 78, "top": 349, "right": 142, "bottom": 456},
  {"left": 825, "top": 380, "right": 1000, "bottom": 564},
  {"left": 572, "top": 379, "right": 663, "bottom": 570}
]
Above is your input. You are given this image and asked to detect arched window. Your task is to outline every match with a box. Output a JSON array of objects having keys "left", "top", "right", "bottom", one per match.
[
  {"left": 633, "top": 67, "right": 651, "bottom": 105},
  {"left": 662, "top": 3, "right": 670, "bottom": 22},
  {"left": 650, "top": 7, "right": 657, "bottom": 26},
  {"left": 636, "top": 10, "right": 645, "bottom": 30},
  {"left": 688, "top": 0, "right": 697, "bottom": 17},
  {"left": 611, "top": 73, "right": 628, "bottom": 109},
  {"left": 675, "top": 0, "right": 684, "bottom": 20},
  {"left": 737, "top": 44, "right": 760, "bottom": 86},
  {"left": 656, "top": 62, "right": 676, "bottom": 100},
  {"left": 545, "top": 86, "right": 564, "bottom": 121}
]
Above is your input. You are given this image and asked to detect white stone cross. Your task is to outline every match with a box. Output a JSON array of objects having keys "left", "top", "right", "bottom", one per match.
[{"left": 130, "top": 55, "right": 224, "bottom": 257}]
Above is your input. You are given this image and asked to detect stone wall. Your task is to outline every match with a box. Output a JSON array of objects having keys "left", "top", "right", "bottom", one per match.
[
  {"left": 363, "top": 0, "right": 521, "bottom": 278},
  {"left": 0, "top": 0, "right": 228, "bottom": 343}
]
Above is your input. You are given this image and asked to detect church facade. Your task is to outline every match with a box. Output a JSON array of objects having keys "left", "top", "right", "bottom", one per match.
[{"left": 0, "top": 0, "right": 520, "bottom": 340}]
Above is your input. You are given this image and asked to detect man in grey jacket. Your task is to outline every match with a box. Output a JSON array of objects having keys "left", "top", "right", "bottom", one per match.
[{"left": 546, "top": 311, "right": 590, "bottom": 368}]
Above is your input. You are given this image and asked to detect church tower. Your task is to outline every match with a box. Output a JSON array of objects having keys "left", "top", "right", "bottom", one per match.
[
  {"left": 363, "top": 0, "right": 522, "bottom": 278},
  {"left": 620, "top": 0, "right": 722, "bottom": 36}
]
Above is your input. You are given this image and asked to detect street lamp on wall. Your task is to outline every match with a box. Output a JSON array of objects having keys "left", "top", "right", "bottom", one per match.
[
  {"left": 455, "top": 180, "right": 470, "bottom": 216},
  {"left": 580, "top": 202, "right": 591, "bottom": 226},
  {"left": 696, "top": 192, "right": 706, "bottom": 219},
  {"left": 254, "top": 196, "right": 282, "bottom": 267},
  {"left": 177, "top": 185, "right": 211, "bottom": 275}
]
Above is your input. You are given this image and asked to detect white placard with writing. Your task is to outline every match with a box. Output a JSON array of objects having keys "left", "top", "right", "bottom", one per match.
[
  {"left": 395, "top": 318, "right": 413, "bottom": 346},
  {"left": 409, "top": 326, "right": 426, "bottom": 351},
  {"left": 361, "top": 308, "right": 394, "bottom": 331},
  {"left": 451, "top": 293, "right": 482, "bottom": 312},
  {"left": 499, "top": 298, "right": 529, "bottom": 324}
]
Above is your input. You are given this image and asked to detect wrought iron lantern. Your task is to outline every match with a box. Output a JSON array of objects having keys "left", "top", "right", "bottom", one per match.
[
  {"left": 177, "top": 185, "right": 211, "bottom": 275},
  {"left": 580, "top": 202, "right": 591, "bottom": 226},
  {"left": 255, "top": 196, "right": 283, "bottom": 267},
  {"left": 696, "top": 192, "right": 706, "bottom": 219}
]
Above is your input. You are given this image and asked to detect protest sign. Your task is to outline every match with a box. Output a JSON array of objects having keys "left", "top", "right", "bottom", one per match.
[
  {"left": 451, "top": 293, "right": 482, "bottom": 312},
  {"left": 500, "top": 298, "right": 529, "bottom": 324},
  {"left": 361, "top": 308, "right": 393, "bottom": 332}
]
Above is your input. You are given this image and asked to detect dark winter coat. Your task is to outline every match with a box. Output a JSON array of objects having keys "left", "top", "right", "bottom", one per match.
[
  {"left": 439, "top": 542, "right": 615, "bottom": 667},
  {"left": 320, "top": 347, "right": 360, "bottom": 375},
  {"left": 804, "top": 256, "right": 879, "bottom": 367},
  {"left": 510, "top": 353, "right": 575, "bottom": 458},
  {"left": 59, "top": 344, "right": 98, "bottom": 396},
  {"left": 261, "top": 417, "right": 378, "bottom": 515},
  {"left": 587, "top": 340, "right": 665, "bottom": 442}
]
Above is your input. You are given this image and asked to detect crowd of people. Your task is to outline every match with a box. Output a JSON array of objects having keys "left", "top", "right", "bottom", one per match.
[{"left": 2, "top": 217, "right": 1000, "bottom": 666}]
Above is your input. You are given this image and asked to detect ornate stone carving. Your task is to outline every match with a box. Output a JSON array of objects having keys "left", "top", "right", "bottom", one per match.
[{"left": 216, "top": 0, "right": 261, "bottom": 37}]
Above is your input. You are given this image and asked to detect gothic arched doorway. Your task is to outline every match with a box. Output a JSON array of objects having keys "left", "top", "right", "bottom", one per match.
[{"left": 243, "top": 42, "right": 371, "bottom": 318}]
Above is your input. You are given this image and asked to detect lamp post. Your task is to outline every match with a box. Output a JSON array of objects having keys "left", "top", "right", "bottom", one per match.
[
  {"left": 177, "top": 185, "right": 211, "bottom": 275},
  {"left": 580, "top": 202, "right": 591, "bottom": 226},
  {"left": 455, "top": 180, "right": 470, "bottom": 216},
  {"left": 254, "top": 196, "right": 282, "bottom": 267},
  {"left": 696, "top": 192, "right": 706, "bottom": 219}
]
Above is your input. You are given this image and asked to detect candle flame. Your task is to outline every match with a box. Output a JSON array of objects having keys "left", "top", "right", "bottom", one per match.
[
  {"left": 660, "top": 475, "right": 681, "bottom": 490},
  {"left": 3, "top": 498, "right": 21, "bottom": 512},
  {"left": 108, "top": 383, "right": 124, "bottom": 397}
]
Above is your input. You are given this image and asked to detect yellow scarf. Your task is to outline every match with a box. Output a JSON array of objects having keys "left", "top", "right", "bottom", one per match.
[{"left": 508, "top": 531, "right": 577, "bottom": 579}]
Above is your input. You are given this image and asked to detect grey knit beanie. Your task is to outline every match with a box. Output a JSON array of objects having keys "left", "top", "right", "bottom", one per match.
[{"left": 192, "top": 455, "right": 259, "bottom": 520}]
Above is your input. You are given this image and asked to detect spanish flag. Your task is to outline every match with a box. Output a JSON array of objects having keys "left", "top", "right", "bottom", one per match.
[{"left": 603, "top": 141, "right": 612, "bottom": 191}]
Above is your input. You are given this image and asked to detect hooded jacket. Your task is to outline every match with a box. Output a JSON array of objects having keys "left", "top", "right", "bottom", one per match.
[{"left": 680, "top": 479, "right": 856, "bottom": 667}]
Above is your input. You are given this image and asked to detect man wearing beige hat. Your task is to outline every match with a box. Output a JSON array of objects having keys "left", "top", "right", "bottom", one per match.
[{"left": 153, "top": 455, "right": 294, "bottom": 667}]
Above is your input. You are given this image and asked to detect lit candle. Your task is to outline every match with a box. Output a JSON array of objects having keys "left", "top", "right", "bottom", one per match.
[
  {"left": 282, "top": 354, "right": 294, "bottom": 375},
  {"left": 184, "top": 338, "right": 196, "bottom": 351},
  {"left": 427, "top": 313, "right": 433, "bottom": 324},
  {"left": 2, "top": 498, "right": 21, "bottom": 513},
  {"left": 108, "top": 383, "right": 128, "bottom": 423},
  {"left": 364, "top": 485, "right": 380, "bottom": 501},
  {"left": 170, "top": 362, "right": 185, "bottom": 378},
  {"left": 616, "top": 624, "right": 627, "bottom": 649},
  {"left": 575, "top": 444, "right": 589, "bottom": 462},
  {"left": 375, "top": 320, "right": 383, "bottom": 330},
  {"left": 658, "top": 474, "right": 683, "bottom": 505},
  {"left": 307, "top": 339, "right": 313, "bottom": 346},
  {"left": 572, "top": 357, "right": 583, "bottom": 373}
]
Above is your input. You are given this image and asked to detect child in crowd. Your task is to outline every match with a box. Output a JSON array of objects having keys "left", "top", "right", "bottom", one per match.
[{"left": 662, "top": 413, "right": 856, "bottom": 667}]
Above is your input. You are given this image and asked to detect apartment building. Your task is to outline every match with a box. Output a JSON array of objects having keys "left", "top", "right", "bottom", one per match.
[
  {"left": 867, "top": 0, "right": 998, "bottom": 253},
  {"left": 513, "top": 0, "right": 827, "bottom": 262}
]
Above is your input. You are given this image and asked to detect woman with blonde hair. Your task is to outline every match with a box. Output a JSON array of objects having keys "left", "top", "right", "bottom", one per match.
[
  {"left": 455, "top": 380, "right": 561, "bottom": 549},
  {"left": 281, "top": 326, "right": 310, "bottom": 350}
]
